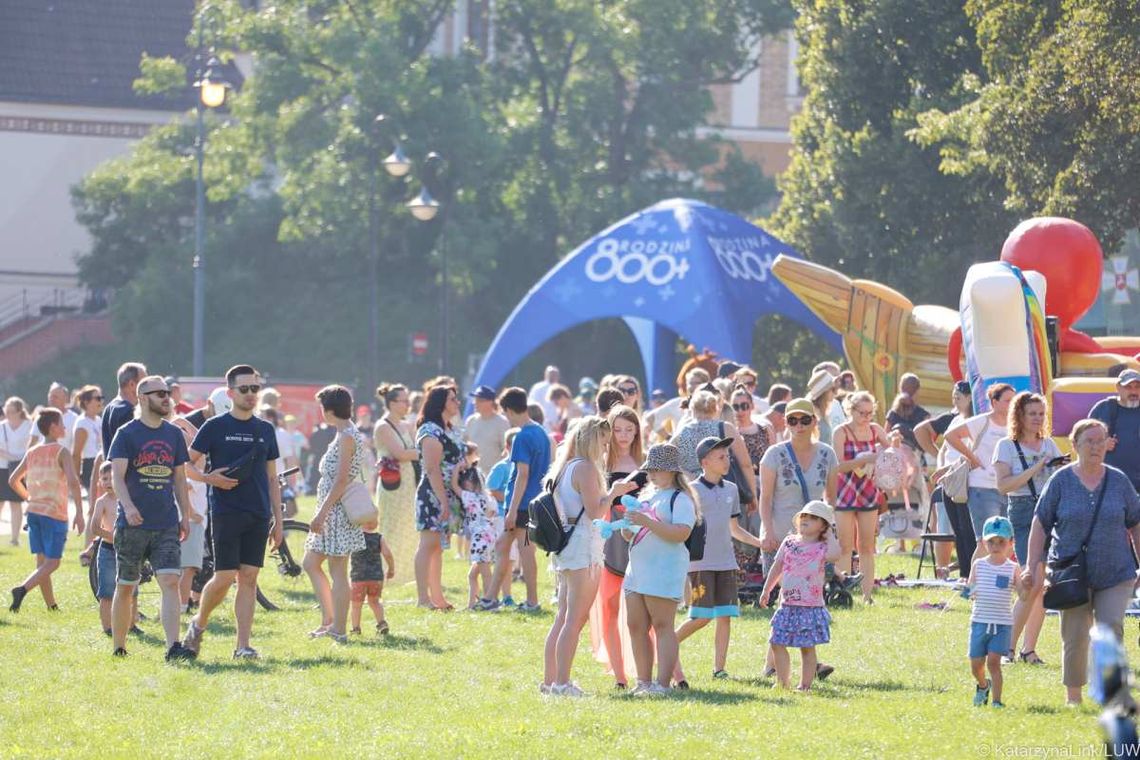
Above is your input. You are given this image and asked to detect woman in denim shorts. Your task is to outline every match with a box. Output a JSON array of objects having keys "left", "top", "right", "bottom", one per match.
[{"left": 993, "top": 392, "right": 1064, "bottom": 665}]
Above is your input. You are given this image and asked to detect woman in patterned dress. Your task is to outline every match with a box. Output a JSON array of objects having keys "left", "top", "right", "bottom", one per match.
[
  {"left": 414, "top": 384, "right": 463, "bottom": 610},
  {"left": 832, "top": 391, "right": 888, "bottom": 604},
  {"left": 373, "top": 383, "right": 419, "bottom": 583},
  {"left": 303, "top": 385, "right": 368, "bottom": 642}
]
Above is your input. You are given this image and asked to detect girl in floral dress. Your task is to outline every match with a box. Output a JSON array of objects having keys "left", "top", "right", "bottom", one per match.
[{"left": 452, "top": 452, "right": 498, "bottom": 608}]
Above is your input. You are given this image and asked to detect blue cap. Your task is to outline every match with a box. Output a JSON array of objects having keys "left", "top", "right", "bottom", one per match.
[
  {"left": 982, "top": 516, "right": 1014, "bottom": 540},
  {"left": 468, "top": 385, "right": 497, "bottom": 401}
]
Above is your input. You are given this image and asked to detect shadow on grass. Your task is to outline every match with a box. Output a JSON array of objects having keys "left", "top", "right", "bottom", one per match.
[
  {"left": 190, "top": 659, "right": 275, "bottom": 675},
  {"left": 676, "top": 689, "right": 762, "bottom": 706},
  {"left": 360, "top": 633, "right": 446, "bottom": 654}
]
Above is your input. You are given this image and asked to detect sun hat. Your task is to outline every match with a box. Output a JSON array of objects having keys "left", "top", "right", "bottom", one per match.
[
  {"left": 208, "top": 386, "right": 232, "bottom": 415},
  {"left": 641, "top": 443, "right": 682, "bottom": 473},
  {"left": 784, "top": 397, "right": 816, "bottom": 419},
  {"left": 982, "top": 515, "right": 1014, "bottom": 540},
  {"left": 696, "top": 436, "right": 733, "bottom": 462},
  {"left": 806, "top": 369, "right": 836, "bottom": 400},
  {"left": 795, "top": 500, "right": 835, "bottom": 527}
]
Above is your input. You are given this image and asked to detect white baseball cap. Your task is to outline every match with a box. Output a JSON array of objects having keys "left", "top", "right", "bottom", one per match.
[{"left": 208, "top": 386, "right": 232, "bottom": 415}]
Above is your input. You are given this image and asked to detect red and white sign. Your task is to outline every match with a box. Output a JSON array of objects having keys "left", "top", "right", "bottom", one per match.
[{"left": 411, "top": 332, "right": 429, "bottom": 356}]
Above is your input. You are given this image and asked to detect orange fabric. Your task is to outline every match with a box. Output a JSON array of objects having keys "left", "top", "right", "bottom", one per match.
[
  {"left": 588, "top": 568, "right": 646, "bottom": 683},
  {"left": 24, "top": 443, "right": 68, "bottom": 521}
]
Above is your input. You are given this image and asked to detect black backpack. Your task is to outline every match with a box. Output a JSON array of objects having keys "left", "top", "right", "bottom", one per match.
[
  {"left": 665, "top": 490, "right": 706, "bottom": 562},
  {"left": 526, "top": 470, "right": 581, "bottom": 555}
]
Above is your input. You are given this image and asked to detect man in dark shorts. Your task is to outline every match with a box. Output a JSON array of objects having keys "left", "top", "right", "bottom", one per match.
[
  {"left": 108, "top": 375, "right": 192, "bottom": 660},
  {"left": 182, "top": 365, "right": 282, "bottom": 660},
  {"left": 475, "top": 387, "right": 550, "bottom": 612}
]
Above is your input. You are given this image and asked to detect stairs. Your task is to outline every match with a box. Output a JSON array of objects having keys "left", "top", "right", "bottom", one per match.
[{"left": 0, "top": 308, "right": 114, "bottom": 380}]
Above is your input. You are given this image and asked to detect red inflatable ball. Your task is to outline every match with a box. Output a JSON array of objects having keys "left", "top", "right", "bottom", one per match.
[{"left": 1000, "top": 217, "right": 1103, "bottom": 331}]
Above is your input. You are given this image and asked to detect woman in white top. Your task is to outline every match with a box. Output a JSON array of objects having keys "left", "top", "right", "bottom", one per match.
[
  {"left": 993, "top": 392, "right": 1064, "bottom": 666},
  {"left": 0, "top": 397, "right": 33, "bottom": 546},
  {"left": 71, "top": 386, "right": 104, "bottom": 499},
  {"left": 542, "top": 416, "right": 635, "bottom": 697}
]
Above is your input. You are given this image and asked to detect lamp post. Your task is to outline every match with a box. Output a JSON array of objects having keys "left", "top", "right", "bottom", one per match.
[
  {"left": 368, "top": 115, "right": 411, "bottom": 393},
  {"left": 406, "top": 153, "right": 444, "bottom": 373},
  {"left": 191, "top": 7, "right": 231, "bottom": 377}
]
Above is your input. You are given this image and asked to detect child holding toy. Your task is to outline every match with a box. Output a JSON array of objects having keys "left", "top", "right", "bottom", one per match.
[
  {"left": 967, "top": 516, "right": 1026, "bottom": 708},
  {"left": 673, "top": 436, "right": 763, "bottom": 686},
  {"left": 622, "top": 443, "right": 699, "bottom": 696},
  {"left": 452, "top": 448, "right": 499, "bottom": 609},
  {"left": 760, "top": 499, "right": 841, "bottom": 690}
]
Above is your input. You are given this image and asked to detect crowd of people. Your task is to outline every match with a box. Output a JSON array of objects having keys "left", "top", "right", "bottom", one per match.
[{"left": 3, "top": 357, "right": 1139, "bottom": 706}]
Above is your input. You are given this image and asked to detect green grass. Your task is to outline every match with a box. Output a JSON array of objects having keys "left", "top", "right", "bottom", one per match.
[{"left": 0, "top": 497, "right": 1121, "bottom": 758}]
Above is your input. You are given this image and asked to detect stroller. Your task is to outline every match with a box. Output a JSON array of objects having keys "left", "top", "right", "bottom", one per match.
[{"left": 736, "top": 560, "right": 854, "bottom": 609}]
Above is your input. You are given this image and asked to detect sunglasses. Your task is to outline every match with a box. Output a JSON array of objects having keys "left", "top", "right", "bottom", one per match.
[
  {"left": 232, "top": 384, "right": 262, "bottom": 395},
  {"left": 732, "top": 402, "right": 752, "bottom": 411},
  {"left": 742, "top": 380, "right": 757, "bottom": 388},
  {"left": 142, "top": 390, "right": 171, "bottom": 399},
  {"left": 89, "top": 395, "right": 104, "bottom": 402},
  {"left": 619, "top": 386, "right": 638, "bottom": 396},
  {"left": 787, "top": 415, "right": 814, "bottom": 427}
]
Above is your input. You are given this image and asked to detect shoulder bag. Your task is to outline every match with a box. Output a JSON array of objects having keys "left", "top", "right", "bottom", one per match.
[
  {"left": 1042, "top": 474, "right": 1107, "bottom": 610},
  {"left": 341, "top": 432, "right": 379, "bottom": 526},
  {"left": 937, "top": 418, "right": 989, "bottom": 503},
  {"left": 378, "top": 419, "right": 405, "bottom": 492}
]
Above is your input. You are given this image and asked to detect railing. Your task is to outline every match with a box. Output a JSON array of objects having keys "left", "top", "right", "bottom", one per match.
[{"left": 0, "top": 287, "right": 95, "bottom": 331}]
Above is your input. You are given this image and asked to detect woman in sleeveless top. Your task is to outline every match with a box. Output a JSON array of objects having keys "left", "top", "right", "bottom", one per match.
[
  {"left": 543, "top": 416, "right": 636, "bottom": 697},
  {"left": 0, "top": 397, "right": 34, "bottom": 546},
  {"left": 731, "top": 386, "right": 773, "bottom": 539},
  {"left": 670, "top": 390, "right": 757, "bottom": 500},
  {"left": 374, "top": 383, "right": 419, "bottom": 584},
  {"left": 589, "top": 405, "right": 644, "bottom": 688},
  {"left": 832, "top": 391, "right": 888, "bottom": 604},
  {"left": 414, "top": 385, "right": 463, "bottom": 610},
  {"left": 303, "top": 386, "right": 368, "bottom": 642}
]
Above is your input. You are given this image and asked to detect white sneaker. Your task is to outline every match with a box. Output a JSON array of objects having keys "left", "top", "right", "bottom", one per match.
[
  {"left": 551, "top": 682, "right": 586, "bottom": 697},
  {"left": 630, "top": 681, "right": 654, "bottom": 696},
  {"left": 539, "top": 683, "right": 552, "bottom": 695},
  {"left": 648, "top": 682, "right": 671, "bottom": 696}
]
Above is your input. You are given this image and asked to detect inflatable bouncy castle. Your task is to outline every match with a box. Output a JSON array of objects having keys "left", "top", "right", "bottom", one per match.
[{"left": 772, "top": 217, "right": 1140, "bottom": 436}]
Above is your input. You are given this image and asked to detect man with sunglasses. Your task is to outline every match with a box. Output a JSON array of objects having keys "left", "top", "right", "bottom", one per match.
[
  {"left": 106, "top": 376, "right": 193, "bottom": 660},
  {"left": 182, "top": 365, "right": 282, "bottom": 660}
]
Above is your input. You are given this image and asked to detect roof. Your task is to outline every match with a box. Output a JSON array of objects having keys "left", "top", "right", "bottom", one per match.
[{"left": 0, "top": 0, "right": 200, "bottom": 111}]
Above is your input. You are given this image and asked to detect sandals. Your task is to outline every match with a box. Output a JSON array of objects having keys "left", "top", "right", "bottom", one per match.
[
  {"left": 1019, "top": 650, "right": 1045, "bottom": 666},
  {"left": 377, "top": 621, "right": 390, "bottom": 636}
]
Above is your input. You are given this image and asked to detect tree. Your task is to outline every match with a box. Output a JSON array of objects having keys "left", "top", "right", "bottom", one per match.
[
  {"left": 911, "top": 0, "right": 1140, "bottom": 253},
  {"left": 770, "top": 0, "right": 1017, "bottom": 309},
  {"left": 62, "top": 0, "right": 788, "bottom": 391}
]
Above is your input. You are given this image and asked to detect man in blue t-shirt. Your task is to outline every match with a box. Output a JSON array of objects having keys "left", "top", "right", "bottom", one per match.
[
  {"left": 107, "top": 375, "right": 192, "bottom": 660},
  {"left": 1090, "top": 369, "right": 1140, "bottom": 492},
  {"left": 477, "top": 388, "right": 551, "bottom": 612},
  {"left": 183, "top": 364, "right": 282, "bottom": 660}
]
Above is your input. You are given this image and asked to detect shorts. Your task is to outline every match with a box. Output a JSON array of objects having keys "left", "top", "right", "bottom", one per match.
[
  {"left": 181, "top": 519, "right": 207, "bottom": 569},
  {"left": 1007, "top": 494, "right": 1036, "bottom": 565},
  {"left": 114, "top": 525, "right": 182, "bottom": 585},
  {"left": 688, "top": 569, "right": 740, "bottom": 619},
  {"left": 211, "top": 510, "right": 271, "bottom": 571},
  {"left": 968, "top": 621, "right": 1012, "bottom": 659},
  {"left": 0, "top": 467, "right": 20, "bottom": 502},
  {"left": 967, "top": 487, "right": 1006, "bottom": 539},
  {"left": 553, "top": 521, "right": 603, "bottom": 572},
  {"left": 79, "top": 458, "right": 96, "bottom": 491},
  {"left": 351, "top": 580, "right": 382, "bottom": 603},
  {"left": 95, "top": 541, "right": 117, "bottom": 599},
  {"left": 26, "top": 512, "right": 68, "bottom": 559}
]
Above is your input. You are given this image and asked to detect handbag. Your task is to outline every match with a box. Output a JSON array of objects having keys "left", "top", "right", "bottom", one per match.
[
  {"left": 377, "top": 420, "right": 406, "bottom": 492},
  {"left": 938, "top": 418, "right": 989, "bottom": 503},
  {"left": 720, "top": 421, "right": 754, "bottom": 505},
  {"left": 341, "top": 437, "right": 379, "bottom": 526},
  {"left": 1042, "top": 475, "right": 1107, "bottom": 611}
]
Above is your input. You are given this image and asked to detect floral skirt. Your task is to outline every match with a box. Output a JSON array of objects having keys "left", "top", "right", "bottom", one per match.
[{"left": 769, "top": 604, "right": 831, "bottom": 648}]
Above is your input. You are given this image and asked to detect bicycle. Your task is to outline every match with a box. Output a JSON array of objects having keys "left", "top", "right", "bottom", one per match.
[{"left": 89, "top": 466, "right": 312, "bottom": 612}]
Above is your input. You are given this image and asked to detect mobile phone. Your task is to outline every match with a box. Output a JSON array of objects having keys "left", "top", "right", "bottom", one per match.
[
  {"left": 621, "top": 470, "right": 649, "bottom": 488},
  {"left": 1046, "top": 455, "right": 1071, "bottom": 467}
]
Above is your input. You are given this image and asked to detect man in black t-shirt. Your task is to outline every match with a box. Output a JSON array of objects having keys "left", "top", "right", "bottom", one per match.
[
  {"left": 87, "top": 362, "right": 146, "bottom": 516},
  {"left": 182, "top": 364, "right": 282, "bottom": 661}
]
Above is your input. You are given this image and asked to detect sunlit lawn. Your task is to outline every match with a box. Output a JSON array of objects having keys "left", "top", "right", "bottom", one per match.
[{"left": 0, "top": 497, "right": 1119, "bottom": 758}]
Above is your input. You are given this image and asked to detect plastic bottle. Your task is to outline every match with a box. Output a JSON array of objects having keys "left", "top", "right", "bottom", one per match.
[{"left": 1089, "top": 622, "right": 1129, "bottom": 706}]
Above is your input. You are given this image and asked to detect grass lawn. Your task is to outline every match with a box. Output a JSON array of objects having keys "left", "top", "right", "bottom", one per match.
[{"left": 0, "top": 496, "right": 1122, "bottom": 758}]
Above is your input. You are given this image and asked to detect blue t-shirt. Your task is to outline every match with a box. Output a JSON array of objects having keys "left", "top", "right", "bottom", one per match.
[
  {"left": 1089, "top": 398, "right": 1140, "bottom": 489},
  {"left": 108, "top": 419, "right": 189, "bottom": 530},
  {"left": 191, "top": 413, "right": 280, "bottom": 518},
  {"left": 486, "top": 458, "right": 512, "bottom": 516},
  {"left": 100, "top": 397, "right": 135, "bottom": 457},
  {"left": 504, "top": 423, "right": 550, "bottom": 515}
]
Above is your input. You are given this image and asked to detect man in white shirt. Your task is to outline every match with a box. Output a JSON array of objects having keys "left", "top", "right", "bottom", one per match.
[
  {"left": 30, "top": 382, "right": 79, "bottom": 450},
  {"left": 528, "top": 365, "right": 560, "bottom": 428},
  {"left": 464, "top": 386, "right": 509, "bottom": 477}
]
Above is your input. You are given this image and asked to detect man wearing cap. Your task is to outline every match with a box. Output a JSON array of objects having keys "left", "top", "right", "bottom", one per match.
[
  {"left": 1090, "top": 369, "right": 1140, "bottom": 493},
  {"left": 464, "top": 386, "right": 509, "bottom": 478},
  {"left": 165, "top": 377, "right": 194, "bottom": 415}
]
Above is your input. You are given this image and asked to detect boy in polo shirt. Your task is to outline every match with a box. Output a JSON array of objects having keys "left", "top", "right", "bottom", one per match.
[
  {"left": 673, "top": 436, "right": 764, "bottom": 684},
  {"left": 477, "top": 388, "right": 550, "bottom": 612}
]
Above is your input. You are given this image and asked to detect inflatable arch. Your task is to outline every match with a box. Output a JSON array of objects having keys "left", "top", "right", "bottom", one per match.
[{"left": 469, "top": 199, "right": 842, "bottom": 399}]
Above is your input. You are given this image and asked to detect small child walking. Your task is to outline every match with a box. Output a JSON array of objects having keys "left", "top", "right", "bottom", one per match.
[
  {"left": 87, "top": 461, "right": 117, "bottom": 633},
  {"left": 8, "top": 409, "right": 84, "bottom": 612},
  {"left": 760, "top": 500, "right": 841, "bottom": 690},
  {"left": 968, "top": 516, "right": 1026, "bottom": 708},
  {"left": 486, "top": 429, "right": 519, "bottom": 605},
  {"left": 453, "top": 455, "right": 499, "bottom": 609},
  {"left": 349, "top": 521, "right": 395, "bottom": 636}
]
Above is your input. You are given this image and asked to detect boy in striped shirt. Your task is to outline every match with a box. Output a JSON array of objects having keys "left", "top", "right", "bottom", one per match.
[{"left": 967, "top": 516, "right": 1027, "bottom": 708}]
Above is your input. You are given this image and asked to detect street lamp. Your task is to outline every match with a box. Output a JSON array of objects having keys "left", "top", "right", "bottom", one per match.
[
  {"left": 408, "top": 152, "right": 447, "bottom": 373},
  {"left": 191, "top": 7, "right": 231, "bottom": 377}
]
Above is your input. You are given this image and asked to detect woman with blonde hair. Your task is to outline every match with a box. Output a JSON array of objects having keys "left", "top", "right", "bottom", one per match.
[
  {"left": 543, "top": 416, "right": 635, "bottom": 697},
  {"left": 833, "top": 390, "right": 888, "bottom": 604},
  {"left": 670, "top": 390, "right": 757, "bottom": 502},
  {"left": 374, "top": 383, "right": 419, "bottom": 583},
  {"left": 0, "top": 397, "right": 33, "bottom": 547},
  {"left": 589, "top": 404, "right": 646, "bottom": 688}
]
